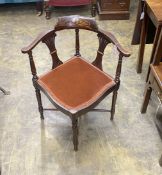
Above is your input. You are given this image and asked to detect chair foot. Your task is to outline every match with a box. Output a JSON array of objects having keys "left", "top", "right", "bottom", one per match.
[
  {"left": 110, "top": 91, "right": 118, "bottom": 120},
  {"left": 74, "top": 145, "right": 78, "bottom": 151},
  {"left": 72, "top": 117, "right": 78, "bottom": 151},
  {"left": 40, "top": 114, "right": 44, "bottom": 120},
  {"left": 141, "top": 86, "right": 152, "bottom": 113},
  {"left": 35, "top": 88, "right": 44, "bottom": 120},
  {"left": 110, "top": 114, "right": 114, "bottom": 121}
]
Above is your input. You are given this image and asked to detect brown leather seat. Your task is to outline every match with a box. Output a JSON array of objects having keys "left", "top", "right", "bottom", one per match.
[
  {"left": 38, "top": 56, "right": 115, "bottom": 113},
  {"left": 21, "top": 15, "right": 130, "bottom": 151}
]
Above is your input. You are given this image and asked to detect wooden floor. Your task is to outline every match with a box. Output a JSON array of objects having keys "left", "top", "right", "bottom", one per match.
[{"left": 0, "top": 1, "right": 162, "bottom": 174}]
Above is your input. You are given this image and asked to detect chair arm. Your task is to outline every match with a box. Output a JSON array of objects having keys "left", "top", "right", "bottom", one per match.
[
  {"left": 98, "top": 29, "right": 131, "bottom": 57},
  {"left": 21, "top": 29, "right": 54, "bottom": 54}
]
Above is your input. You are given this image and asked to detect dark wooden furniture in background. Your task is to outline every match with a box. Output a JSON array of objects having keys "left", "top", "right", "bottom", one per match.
[
  {"left": 132, "top": 0, "right": 156, "bottom": 46},
  {"left": 96, "top": 0, "right": 130, "bottom": 20},
  {"left": 21, "top": 15, "right": 130, "bottom": 151},
  {"left": 133, "top": 0, "right": 162, "bottom": 74},
  {"left": 141, "top": 28, "right": 162, "bottom": 114},
  {"left": 141, "top": 64, "right": 162, "bottom": 113},
  {"left": 44, "top": 0, "right": 96, "bottom": 19},
  {"left": 141, "top": 29, "right": 162, "bottom": 155},
  {"left": 140, "top": 19, "right": 162, "bottom": 168}
]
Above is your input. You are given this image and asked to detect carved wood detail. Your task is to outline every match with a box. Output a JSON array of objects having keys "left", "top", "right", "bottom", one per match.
[
  {"left": 55, "top": 15, "right": 98, "bottom": 32},
  {"left": 115, "top": 53, "right": 123, "bottom": 83},
  {"left": 28, "top": 51, "right": 37, "bottom": 78},
  {"left": 42, "top": 33, "right": 63, "bottom": 69},
  {"left": 92, "top": 34, "right": 110, "bottom": 70},
  {"left": 28, "top": 51, "right": 44, "bottom": 119}
]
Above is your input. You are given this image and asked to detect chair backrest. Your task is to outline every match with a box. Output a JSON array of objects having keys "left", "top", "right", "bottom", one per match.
[
  {"left": 21, "top": 15, "right": 130, "bottom": 83},
  {"left": 41, "top": 15, "right": 129, "bottom": 70}
]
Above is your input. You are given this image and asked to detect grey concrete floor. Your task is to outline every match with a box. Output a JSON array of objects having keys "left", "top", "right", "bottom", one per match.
[{"left": 0, "top": 1, "right": 162, "bottom": 175}]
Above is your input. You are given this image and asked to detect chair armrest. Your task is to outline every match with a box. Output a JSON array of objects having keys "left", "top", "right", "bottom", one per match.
[
  {"left": 98, "top": 29, "right": 131, "bottom": 57},
  {"left": 21, "top": 29, "right": 54, "bottom": 54}
]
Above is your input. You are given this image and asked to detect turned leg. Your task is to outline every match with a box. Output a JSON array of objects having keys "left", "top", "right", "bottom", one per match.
[
  {"left": 34, "top": 86, "right": 44, "bottom": 120},
  {"left": 35, "top": 88, "right": 44, "bottom": 120},
  {"left": 141, "top": 85, "right": 152, "bottom": 113},
  {"left": 72, "top": 116, "right": 79, "bottom": 151},
  {"left": 111, "top": 91, "right": 118, "bottom": 120}
]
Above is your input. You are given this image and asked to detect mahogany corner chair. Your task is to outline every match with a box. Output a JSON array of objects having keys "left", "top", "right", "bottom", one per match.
[{"left": 21, "top": 15, "right": 130, "bottom": 151}]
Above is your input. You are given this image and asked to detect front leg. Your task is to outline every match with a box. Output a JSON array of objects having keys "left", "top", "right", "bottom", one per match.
[
  {"left": 72, "top": 116, "right": 79, "bottom": 151},
  {"left": 111, "top": 90, "right": 118, "bottom": 120},
  {"left": 32, "top": 79, "right": 44, "bottom": 120}
]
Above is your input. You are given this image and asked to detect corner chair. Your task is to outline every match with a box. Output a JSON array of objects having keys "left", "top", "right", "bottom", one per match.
[{"left": 21, "top": 15, "right": 130, "bottom": 151}]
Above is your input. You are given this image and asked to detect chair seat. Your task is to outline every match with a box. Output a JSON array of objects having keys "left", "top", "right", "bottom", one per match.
[{"left": 38, "top": 57, "right": 116, "bottom": 113}]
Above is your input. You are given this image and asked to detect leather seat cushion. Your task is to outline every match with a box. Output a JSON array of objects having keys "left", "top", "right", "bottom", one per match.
[{"left": 38, "top": 57, "right": 115, "bottom": 112}]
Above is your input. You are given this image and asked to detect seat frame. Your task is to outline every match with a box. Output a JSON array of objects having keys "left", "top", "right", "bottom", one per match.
[{"left": 21, "top": 15, "right": 130, "bottom": 151}]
